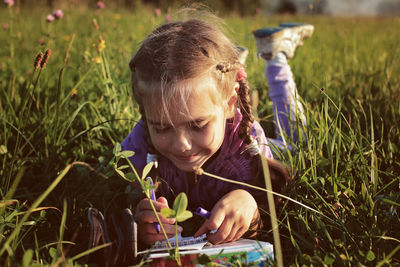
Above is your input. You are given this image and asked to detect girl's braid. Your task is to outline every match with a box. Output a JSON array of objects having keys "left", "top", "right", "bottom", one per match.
[
  {"left": 216, "top": 61, "right": 254, "bottom": 145},
  {"left": 237, "top": 78, "right": 254, "bottom": 145}
]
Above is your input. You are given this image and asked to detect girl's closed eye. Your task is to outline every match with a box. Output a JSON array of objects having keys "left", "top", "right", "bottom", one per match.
[
  {"left": 152, "top": 125, "right": 171, "bottom": 134},
  {"left": 189, "top": 121, "right": 209, "bottom": 131}
]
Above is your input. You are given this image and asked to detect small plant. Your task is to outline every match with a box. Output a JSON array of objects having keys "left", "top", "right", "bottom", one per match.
[{"left": 112, "top": 143, "right": 193, "bottom": 265}]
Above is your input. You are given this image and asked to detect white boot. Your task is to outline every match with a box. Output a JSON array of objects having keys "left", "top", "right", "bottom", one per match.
[{"left": 253, "top": 23, "right": 314, "bottom": 60}]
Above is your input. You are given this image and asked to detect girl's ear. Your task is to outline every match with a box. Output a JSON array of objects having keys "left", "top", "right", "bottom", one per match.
[{"left": 226, "top": 82, "right": 239, "bottom": 118}]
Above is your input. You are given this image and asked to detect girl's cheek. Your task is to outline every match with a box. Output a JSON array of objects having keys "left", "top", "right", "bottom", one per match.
[{"left": 150, "top": 132, "right": 168, "bottom": 150}]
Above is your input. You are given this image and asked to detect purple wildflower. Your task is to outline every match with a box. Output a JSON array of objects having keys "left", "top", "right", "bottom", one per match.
[
  {"left": 38, "top": 38, "right": 45, "bottom": 46},
  {"left": 53, "top": 9, "right": 63, "bottom": 19},
  {"left": 3, "top": 23, "right": 9, "bottom": 30},
  {"left": 154, "top": 8, "right": 161, "bottom": 16},
  {"left": 165, "top": 14, "right": 171, "bottom": 22}
]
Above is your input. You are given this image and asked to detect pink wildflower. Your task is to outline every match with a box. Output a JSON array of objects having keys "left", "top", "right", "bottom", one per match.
[
  {"left": 3, "top": 23, "right": 9, "bottom": 30},
  {"left": 53, "top": 9, "right": 63, "bottom": 19},
  {"left": 96, "top": 1, "right": 105, "bottom": 9},
  {"left": 4, "top": 0, "right": 14, "bottom": 7},
  {"left": 38, "top": 38, "right": 45, "bottom": 46},
  {"left": 165, "top": 14, "right": 171, "bottom": 22},
  {"left": 46, "top": 14, "right": 55, "bottom": 22},
  {"left": 154, "top": 8, "right": 161, "bottom": 16}
]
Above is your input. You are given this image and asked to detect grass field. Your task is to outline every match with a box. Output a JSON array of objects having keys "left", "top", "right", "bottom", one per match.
[{"left": 1, "top": 3, "right": 400, "bottom": 266}]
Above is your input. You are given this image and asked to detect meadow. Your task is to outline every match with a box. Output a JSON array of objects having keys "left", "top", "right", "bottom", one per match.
[{"left": 1, "top": 3, "right": 400, "bottom": 266}]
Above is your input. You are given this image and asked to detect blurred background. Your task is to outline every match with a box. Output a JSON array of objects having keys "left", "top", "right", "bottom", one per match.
[{"left": 10, "top": 0, "right": 400, "bottom": 16}]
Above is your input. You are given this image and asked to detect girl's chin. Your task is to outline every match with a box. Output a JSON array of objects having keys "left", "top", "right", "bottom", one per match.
[{"left": 172, "top": 157, "right": 208, "bottom": 172}]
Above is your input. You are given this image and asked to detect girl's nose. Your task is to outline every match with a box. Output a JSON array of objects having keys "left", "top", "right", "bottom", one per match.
[{"left": 174, "top": 130, "right": 192, "bottom": 152}]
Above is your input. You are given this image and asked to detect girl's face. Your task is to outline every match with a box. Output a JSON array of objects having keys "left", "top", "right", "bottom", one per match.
[{"left": 145, "top": 77, "right": 237, "bottom": 172}]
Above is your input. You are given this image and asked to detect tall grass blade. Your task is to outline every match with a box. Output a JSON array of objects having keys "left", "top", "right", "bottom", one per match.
[{"left": 261, "top": 156, "right": 283, "bottom": 266}]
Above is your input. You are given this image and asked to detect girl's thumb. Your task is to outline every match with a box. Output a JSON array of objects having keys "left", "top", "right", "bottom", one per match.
[{"left": 157, "top": 196, "right": 169, "bottom": 206}]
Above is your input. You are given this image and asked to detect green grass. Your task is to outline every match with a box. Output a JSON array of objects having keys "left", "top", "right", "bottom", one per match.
[{"left": 1, "top": 4, "right": 399, "bottom": 266}]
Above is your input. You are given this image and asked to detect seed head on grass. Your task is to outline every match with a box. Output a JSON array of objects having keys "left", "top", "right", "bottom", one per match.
[
  {"left": 40, "top": 49, "right": 52, "bottom": 69},
  {"left": 33, "top": 52, "right": 44, "bottom": 70},
  {"left": 92, "top": 19, "right": 99, "bottom": 30},
  {"left": 193, "top": 167, "right": 204, "bottom": 176}
]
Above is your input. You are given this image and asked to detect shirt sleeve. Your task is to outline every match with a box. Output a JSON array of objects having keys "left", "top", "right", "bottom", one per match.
[{"left": 121, "top": 120, "right": 148, "bottom": 176}]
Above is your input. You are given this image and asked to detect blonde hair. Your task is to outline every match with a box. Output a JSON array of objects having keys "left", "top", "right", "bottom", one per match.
[{"left": 129, "top": 19, "right": 254, "bottom": 152}]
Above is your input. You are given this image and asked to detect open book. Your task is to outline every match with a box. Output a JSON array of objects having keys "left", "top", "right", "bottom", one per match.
[{"left": 138, "top": 233, "right": 274, "bottom": 264}]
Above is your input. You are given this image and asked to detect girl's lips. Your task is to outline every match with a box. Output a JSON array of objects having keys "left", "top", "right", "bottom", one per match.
[{"left": 174, "top": 153, "right": 198, "bottom": 162}]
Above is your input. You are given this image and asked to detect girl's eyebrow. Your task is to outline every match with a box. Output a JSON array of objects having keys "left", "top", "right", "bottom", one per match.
[
  {"left": 147, "top": 119, "right": 165, "bottom": 126},
  {"left": 147, "top": 116, "right": 212, "bottom": 127}
]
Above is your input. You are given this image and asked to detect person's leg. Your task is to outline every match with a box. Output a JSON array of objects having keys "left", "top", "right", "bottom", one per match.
[{"left": 253, "top": 23, "right": 313, "bottom": 151}]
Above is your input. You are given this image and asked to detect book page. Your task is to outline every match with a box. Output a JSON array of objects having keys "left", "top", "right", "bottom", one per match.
[{"left": 137, "top": 233, "right": 209, "bottom": 255}]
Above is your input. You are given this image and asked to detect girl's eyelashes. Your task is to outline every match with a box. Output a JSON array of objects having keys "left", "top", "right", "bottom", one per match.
[
  {"left": 150, "top": 120, "right": 208, "bottom": 133},
  {"left": 189, "top": 121, "right": 208, "bottom": 131},
  {"left": 152, "top": 125, "right": 171, "bottom": 134}
]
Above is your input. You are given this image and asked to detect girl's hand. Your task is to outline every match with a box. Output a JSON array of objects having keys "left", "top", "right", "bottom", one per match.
[
  {"left": 194, "top": 189, "right": 258, "bottom": 244},
  {"left": 134, "top": 196, "right": 183, "bottom": 246}
]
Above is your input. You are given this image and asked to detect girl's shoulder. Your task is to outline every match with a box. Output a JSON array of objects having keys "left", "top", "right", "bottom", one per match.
[{"left": 121, "top": 120, "right": 148, "bottom": 174}]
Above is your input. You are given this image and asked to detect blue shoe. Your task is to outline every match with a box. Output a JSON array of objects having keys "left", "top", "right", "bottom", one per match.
[{"left": 253, "top": 23, "right": 314, "bottom": 60}]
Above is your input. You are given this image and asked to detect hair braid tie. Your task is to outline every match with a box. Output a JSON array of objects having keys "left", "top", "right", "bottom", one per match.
[
  {"left": 216, "top": 62, "right": 231, "bottom": 73},
  {"left": 236, "top": 68, "right": 247, "bottom": 82}
]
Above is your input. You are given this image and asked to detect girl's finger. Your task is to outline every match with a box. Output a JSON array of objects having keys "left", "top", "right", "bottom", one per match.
[
  {"left": 231, "top": 226, "right": 246, "bottom": 242},
  {"left": 208, "top": 218, "right": 233, "bottom": 244},
  {"left": 194, "top": 212, "right": 223, "bottom": 237},
  {"left": 139, "top": 198, "right": 170, "bottom": 211},
  {"left": 223, "top": 223, "right": 239, "bottom": 243},
  {"left": 138, "top": 210, "right": 175, "bottom": 224},
  {"left": 142, "top": 221, "right": 182, "bottom": 235}
]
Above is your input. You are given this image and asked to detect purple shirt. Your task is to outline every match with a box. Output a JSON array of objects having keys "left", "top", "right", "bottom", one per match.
[{"left": 121, "top": 110, "right": 273, "bottom": 211}]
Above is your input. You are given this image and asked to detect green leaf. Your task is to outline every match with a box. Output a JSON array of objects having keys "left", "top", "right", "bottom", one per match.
[
  {"left": 366, "top": 250, "right": 375, "bottom": 261},
  {"left": 161, "top": 207, "right": 176, "bottom": 219},
  {"left": 125, "top": 172, "right": 137, "bottom": 182},
  {"left": 192, "top": 254, "right": 214, "bottom": 265},
  {"left": 115, "top": 169, "right": 128, "bottom": 180},
  {"left": 49, "top": 247, "right": 58, "bottom": 262},
  {"left": 118, "top": 150, "right": 135, "bottom": 158},
  {"left": 113, "top": 143, "right": 121, "bottom": 155},
  {"left": 142, "top": 161, "right": 154, "bottom": 180},
  {"left": 324, "top": 254, "right": 335, "bottom": 265},
  {"left": 176, "top": 210, "right": 193, "bottom": 222},
  {"left": 22, "top": 249, "right": 33, "bottom": 267},
  {"left": 173, "top": 193, "right": 188, "bottom": 217},
  {"left": 117, "top": 164, "right": 129, "bottom": 170}
]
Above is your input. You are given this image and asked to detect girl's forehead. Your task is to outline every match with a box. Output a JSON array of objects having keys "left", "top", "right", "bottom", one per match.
[{"left": 144, "top": 76, "right": 224, "bottom": 125}]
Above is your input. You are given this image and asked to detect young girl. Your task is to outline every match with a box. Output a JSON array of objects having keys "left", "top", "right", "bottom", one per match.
[{"left": 88, "top": 19, "right": 313, "bottom": 266}]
